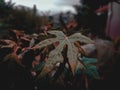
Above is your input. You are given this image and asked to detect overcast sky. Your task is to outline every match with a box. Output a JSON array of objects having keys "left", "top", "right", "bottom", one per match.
[{"left": 5, "top": 0, "right": 81, "bottom": 14}]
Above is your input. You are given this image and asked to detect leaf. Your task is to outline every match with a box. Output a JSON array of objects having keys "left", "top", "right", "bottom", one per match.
[
  {"left": 33, "top": 30, "right": 95, "bottom": 78},
  {"left": 48, "top": 30, "right": 66, "bottom": 39},
  {"left": 0, "top": 39, "right": 17, "bottom": 48},
  {"left": 81, "top": 56, "right": 100, "bottom": 79},
  {"left": 29, "top": 38, "right": 35, "bottom": 47},
  {"left": 38, "top": 41, "right": 65, "bottom": 77},
  {"left": 69, "top": 33, "right": 94, "bottom": 44},
  {"left": 75, "top": 60, "right": 85, "bottom": 74},
  {"left": 85, "top": 65, "right": 100, "bottom": 79},
  {"left": 66, "top": 42, "right": 78, "bottom": 75},
  {"left": 82, "top": 56, "right": 97, "bottom": 64},
  {"left": 33, "top": 38, "right": 58, "bottom": 49},
  {"left": 10, "top": 30, "right": 24, "bottom": 36}
]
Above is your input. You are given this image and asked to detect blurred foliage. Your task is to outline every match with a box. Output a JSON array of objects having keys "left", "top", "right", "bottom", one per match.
[
  {"left": 82, "top": 0, "right": 110, "bottom": 10},
  {"left": 73, "top": 0, "right": 108, "bottom": 38},
  {"left": 0, "top": 0, "right": 42, "bottom": 35}
]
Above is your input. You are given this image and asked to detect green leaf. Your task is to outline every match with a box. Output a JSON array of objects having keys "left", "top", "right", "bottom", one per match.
[
  {"left": 82, "top": 56, "right": 97, "bottom": 64},
  {"left": 81, "top": 56, "right": 100, "bottom": 79},
  {"left": 85, "top": 65, "right": 100, "bottom": 79},
  {"left": 33, "top": 30, "right": 95, "bottom": 78},
  {"left": 39, "top": 41, "right": 65, "bottom": 77},
  {"left": 34, "top": 38, "right": 58, "bottom": 49},
  {"left": 48, "top": 30, "right": 66, "bottom": 39},
  {"left": 66, "top": 42, "right": 78, "bottom": 75},
  {"left": 69, "top": 33, "right": 94, "bottom": 44}
]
